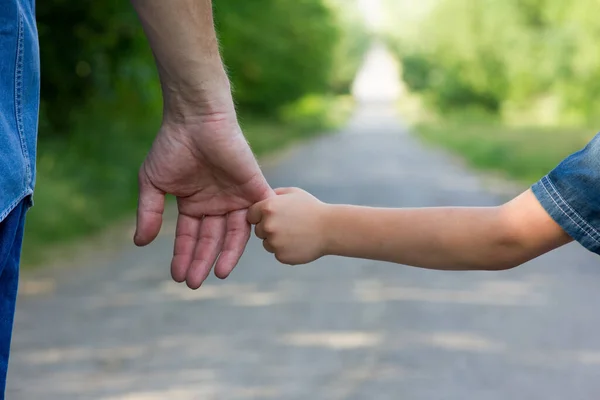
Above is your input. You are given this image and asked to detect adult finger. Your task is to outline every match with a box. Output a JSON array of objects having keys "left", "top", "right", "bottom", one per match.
[
  {"left": 214, "top": 210, "right": 251, "bottom": 279},
  {"left": 134, "top": 170, "right": 165, "bottom": 246},
  {"left": 185, "top": 215, "right": 226, "bottom": 289},
  {"left": 171, "top": 214, "right": 201, "bottom": 283}
]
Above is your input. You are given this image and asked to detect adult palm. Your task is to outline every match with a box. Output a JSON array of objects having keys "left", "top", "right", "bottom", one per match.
[{"left": 134, "top": 117, "right": 273, "bottom": 289}]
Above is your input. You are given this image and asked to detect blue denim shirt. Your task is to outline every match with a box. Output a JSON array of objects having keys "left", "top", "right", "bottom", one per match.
[
  {"left": 0, "top": 0, "right": 39, "bottom": 222},
  {"left": 532, "top": 133, "right": 600, "bottom": 255}
]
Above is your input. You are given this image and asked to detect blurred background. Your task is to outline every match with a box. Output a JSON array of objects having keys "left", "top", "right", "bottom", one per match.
[
  {"left": 382, "top": 0, "right": 598, "bottom": 181},
  {"left": 12, "top": 0, "right": 600, "bottom": 398},
  {"left": 25, "top": 0, "right": 599, "bottom": 264},
  {"left": 24, "top": 0, "right": 370, "bottom": 263}
]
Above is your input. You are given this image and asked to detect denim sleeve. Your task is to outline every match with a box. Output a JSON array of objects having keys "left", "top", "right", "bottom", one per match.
[{"left": 531, "top": 133, "right": 600, "bottom": 255}]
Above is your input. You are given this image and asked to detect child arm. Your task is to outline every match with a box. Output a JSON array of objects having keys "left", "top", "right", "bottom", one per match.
[
  {"left": 323, "top": 189, "right": 571, "bottom": 270},
  {"left": 247, "top": 188, "right": 572, "bottom": 270}
]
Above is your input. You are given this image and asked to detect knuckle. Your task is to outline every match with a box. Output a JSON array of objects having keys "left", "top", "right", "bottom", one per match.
[
  {"left": 268, "top": 236, "right": 282, "bottom": 247},
  {"left": 275, "top": 253, "right": 295, "bottom": 266},
  {"left": 138, "top": 167, "right": 147, "bottom": 184},
  {"left": 199, "top": 234, "right": 219, "bottom": 246},
  {"left": 261, "top": 201, "right": 277, "bottom": 215},
  {"left": 262, "top": 221, "right": 277, "bottom": 234}
]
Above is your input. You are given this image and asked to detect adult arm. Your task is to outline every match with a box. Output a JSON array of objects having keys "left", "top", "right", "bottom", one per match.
[{"left": 131, "top": 0, "right": 274, "bottom": 289}]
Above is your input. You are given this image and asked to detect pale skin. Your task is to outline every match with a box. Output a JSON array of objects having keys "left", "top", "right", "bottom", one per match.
[
  {"left": 247, "top": 188, "right": 573, "bottom": 270},
  {"left": 130, "top": 0, "right": 273, "bottom": 289}
]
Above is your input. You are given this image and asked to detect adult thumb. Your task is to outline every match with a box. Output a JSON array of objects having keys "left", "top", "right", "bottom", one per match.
[{"left": 134, "top": 171, "right": 165, "bottom": 246}]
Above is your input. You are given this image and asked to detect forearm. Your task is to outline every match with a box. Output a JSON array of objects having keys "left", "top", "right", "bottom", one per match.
[
  {"left": 130, "top": 0, "right": 233, "bottom": 118},
  {"left": 322, "top": 191, "right": 572, "bottom": 270}
]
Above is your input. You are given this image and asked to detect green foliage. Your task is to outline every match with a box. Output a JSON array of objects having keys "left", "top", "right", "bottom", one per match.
[
  {"left": 387, "top": 0, "right": 600, "bottom": 125},
  {"left": 26, "top": 0, "right": 368, "bottom": 264},
  {"left": 326, "top": 0, "right": 372, "bottom": 94},
  {"left": 214, "top": 0, "right": 340, "bottom": 114},
  {"left": 37, "top": 0, "right": 367, "bottom": 128},
  {"left": 400, "top": 53, "right": 432, "bottom": 93},
  {"left": 36, "top": 0, "right": 158, "bottom": 135},
  {"left": 25, "top": 100, "right": 158, "bottom": 252},
  {"left": 278, "top": 94, "right": 354, "bottom": 132},
  {"left": 417, "top": 119, "right": 595, "bottom": 183}
]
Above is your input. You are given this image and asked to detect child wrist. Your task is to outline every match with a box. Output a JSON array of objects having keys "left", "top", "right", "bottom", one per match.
[{"left": 318, "top": 203, "right": 338, "bottom": 256}]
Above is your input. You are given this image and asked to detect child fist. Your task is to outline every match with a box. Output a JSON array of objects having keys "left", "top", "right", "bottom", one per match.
[{"left": 247, "top": 187, "right": 329, "bottom": 265}]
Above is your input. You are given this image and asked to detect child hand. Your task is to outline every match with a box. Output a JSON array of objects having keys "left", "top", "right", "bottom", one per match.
[{"left": 247, "top": 187, "right": 329, "bottom": 265}]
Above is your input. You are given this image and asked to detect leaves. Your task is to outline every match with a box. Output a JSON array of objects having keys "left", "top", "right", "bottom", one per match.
[{"left": 388, "top": 0, "right": 600, "bottom": 125}]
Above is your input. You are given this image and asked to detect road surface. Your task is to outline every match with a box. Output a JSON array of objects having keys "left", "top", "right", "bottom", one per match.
[
  {"left": 7, "top": 101, "right": 600, "bottom": 399},
  {"left": 7, "top": 47, "right": 600, "bottom": 399}
]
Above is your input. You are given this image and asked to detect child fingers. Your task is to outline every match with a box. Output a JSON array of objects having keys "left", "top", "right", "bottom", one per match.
[
  {"left": 274, "top": 187, "right": 299, "bottom": 195},
  {"left": 254, "top": 222, "right": 268, "bottom": 240},
  {"left": 263, "top": 240, "right": 276, "bottom": 254},
  {"left": 247, "top": 201, "right": 266, "bottom": 225}
]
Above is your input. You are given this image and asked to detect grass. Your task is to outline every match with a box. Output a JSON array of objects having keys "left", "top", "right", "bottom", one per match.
[
  {"left": 21, "top": 94, "right": 354, "bottom": 267},
  {"left": 394, "top": 77, "right": 598, "bottom": 185},
  {"left": 242, "top": 94, "right": 354, "bottom": 155},
  {"left": 415, "top": 118, "right": 596, "bottom": 184}
]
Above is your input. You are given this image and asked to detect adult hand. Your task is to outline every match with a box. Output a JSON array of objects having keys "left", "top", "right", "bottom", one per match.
[
  {"left": 129, "top": 0, "right": 274, "bottom": 288},
  {"left": 134, "top": 112, "right": 274, "bottom": 289}
]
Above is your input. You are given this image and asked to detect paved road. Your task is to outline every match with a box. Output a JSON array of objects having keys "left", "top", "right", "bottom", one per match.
[{"left": 7, "top": 102, "right": 600, "bottom": 399}]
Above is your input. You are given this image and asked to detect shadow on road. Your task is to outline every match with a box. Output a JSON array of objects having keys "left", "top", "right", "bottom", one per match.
[{"left": 8, "top": 44, "right": 600, "bottom": 400}]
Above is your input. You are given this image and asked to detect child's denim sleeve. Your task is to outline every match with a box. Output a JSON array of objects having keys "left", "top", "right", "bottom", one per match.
[{"left": 531, "top": 133, "right": 600, "bottom": 255}]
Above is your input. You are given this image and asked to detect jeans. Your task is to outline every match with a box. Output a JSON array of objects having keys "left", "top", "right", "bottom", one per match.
[
  {"left": 0, "top": 199, "right": 27, "bottom": 397},
  {"left": 532, "top": 132, "right": 600, "bottom": 255},
  {"left": 0, "top": 0, "right": 40, "bottom": 221}
]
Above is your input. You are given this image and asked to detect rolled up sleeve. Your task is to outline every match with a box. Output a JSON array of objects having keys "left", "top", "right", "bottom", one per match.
[{"left": 531, "top": 133, "right": 600, "bottom": 255}]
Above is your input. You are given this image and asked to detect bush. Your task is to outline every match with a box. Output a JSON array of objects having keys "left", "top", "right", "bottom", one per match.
[
  {"left": 24, "top": 0, "right": 367, "bottom": 264},
  {"left": 36, "top": 0, "right": 158, "bottom": 135},
  {"left": 214, "top": 0, "right": 340, "bottom": 114},
  {"left": 387, "top": 0, "right": 600, "bottom": 125}
]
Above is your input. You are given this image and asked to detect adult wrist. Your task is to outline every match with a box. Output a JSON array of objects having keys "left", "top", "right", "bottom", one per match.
[
  {"left": 163, "top": 93, "right": 236, "bottom": 125},
  {"left": 162, "top": 78, "right": 236, "bottom": 121}
]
